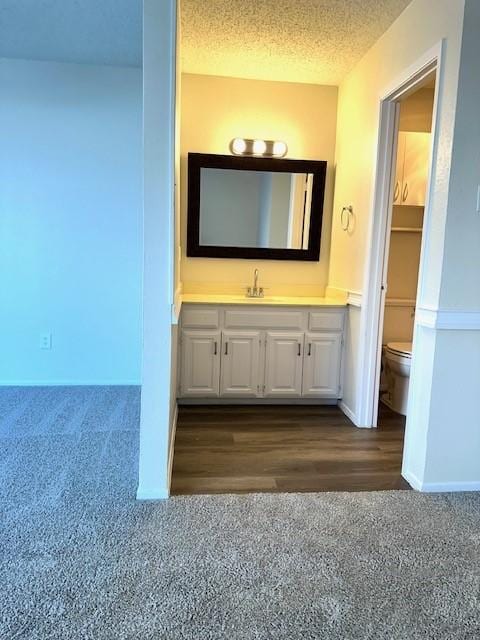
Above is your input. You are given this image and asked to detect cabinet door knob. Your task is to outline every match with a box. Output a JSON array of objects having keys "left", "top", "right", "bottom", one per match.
[
  {"left": 308, "top": 343, "right": 312, "bottom": 356},
  {"left": 224, "top": 342, "right": 228, "bottom": 356},
  {"left": 402, "top": 182, "right": 408, "bottom": 202},
  {"left": 297, "top": 343, "right": 301, "bottom": 356},
  {"left": 393, "top": 181, "right": 400, "bottom": 203},
  {"left": 213, "top": 341, "right": 217, "bottom": 355}
]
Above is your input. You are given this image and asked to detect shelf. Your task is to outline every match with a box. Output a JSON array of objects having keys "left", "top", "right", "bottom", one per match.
[
  {"left": 391, "top": 227, "right": 422, "bottom": 233},
  {"left": 385, "top": 298, "right": 416, "bottom": 307}
]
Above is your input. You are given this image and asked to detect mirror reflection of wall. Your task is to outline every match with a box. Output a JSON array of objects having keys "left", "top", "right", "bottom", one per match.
[{"left": 199, "top": 168, "right": 313, "bottom": 250}]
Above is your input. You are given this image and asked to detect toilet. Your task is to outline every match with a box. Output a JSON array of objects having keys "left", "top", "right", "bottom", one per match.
[{"left": 382, "top": 342, "right": 413, "bottom": 416}]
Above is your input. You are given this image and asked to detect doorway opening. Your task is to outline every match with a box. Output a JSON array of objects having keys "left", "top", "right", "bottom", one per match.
[
  {"left": 378, "top": 75, "right": 436, "bottom": 432},
  {"left": 362, "top": 46, "right": 441, "bottom": 436}
]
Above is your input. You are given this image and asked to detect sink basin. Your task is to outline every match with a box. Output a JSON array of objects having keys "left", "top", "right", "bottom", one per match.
[
  {"left": 215, "top": 295, "right": 284, "bottom": 303},
  {"left": 243, "top": 296, "right": 283, "bottom": 303}
]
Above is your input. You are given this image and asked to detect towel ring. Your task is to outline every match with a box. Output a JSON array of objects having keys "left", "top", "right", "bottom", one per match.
[{"left": 341, "top": 206, "right": 353, "bottom": 231}]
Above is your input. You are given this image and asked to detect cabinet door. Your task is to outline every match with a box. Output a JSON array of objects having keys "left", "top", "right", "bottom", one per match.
[
  {"left": 401, "top": 132, "right": 430, "bottom": 206},
  {"left": 180, "top": 330, "right": 220, "bottom": 397},
  {"left": 393, "top": 131, "right": 406, "bottom": 205},
  {"left": 264, "top": 332, "right": 303, "bottom": 397},
  {"left": 302, "top": 333, "right": 342, "bottom": 398},
  {"left": 221, "top": 331, "right": 261, "bottom": 397}
]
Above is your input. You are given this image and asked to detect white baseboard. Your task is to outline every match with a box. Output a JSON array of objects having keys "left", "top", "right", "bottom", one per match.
[
  {"left": 402, "top": 469, "right": 422, "bottom": 490},
  {"left": 0, "top": 380, "right": 140, "bottom": 387},
  {"left": 338, "top": 400, "right": 356, "bottom": 423},
  {"left": 338, "top": 400, "right": 369, "bottom": 428},
  {"left": 167, "top": 404, "right": 178, "bottom": 493},
  {"left": 420, "top": 480, "right": 480, "bottom": 492},
  {"left": 402, "top": 470, "right": 480, "bottom": 492},
  {"left": 339, "top": 400, "right": 373, "bottom": 428},
  {"left": 136, "top": 485, "right": 169, "bottom": 500},
  {"left": 179, "top": 398, "right": 337, "bottom": 406}
]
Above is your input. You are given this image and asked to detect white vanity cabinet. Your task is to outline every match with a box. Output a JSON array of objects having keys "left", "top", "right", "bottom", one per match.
[
  {"left": 220, "top": 331, "right": 261, "bottom": 397},
  {"left": 302, "top": 333, "right": 343, "bottom": 397},
  {"left": 178, "top": 303, "right": 345, "bottom": 402},
  {"left": 180, "top": 330, "right": 221, "bottom": 397},
  {"left": 264, "top": 331, "right": 304, "bottom": 397}
]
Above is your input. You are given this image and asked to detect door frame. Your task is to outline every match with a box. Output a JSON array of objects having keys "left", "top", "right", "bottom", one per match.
[{"left": 358, "top": 41, "right": 444, "bottom": 427}]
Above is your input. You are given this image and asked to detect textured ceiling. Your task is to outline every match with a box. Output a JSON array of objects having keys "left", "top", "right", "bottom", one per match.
[
  {"left": 0, "top": 0, "right": 142, "bottom": 66},
  {"left": 181, "top": 0, "right": 412, "bottom": 85}
]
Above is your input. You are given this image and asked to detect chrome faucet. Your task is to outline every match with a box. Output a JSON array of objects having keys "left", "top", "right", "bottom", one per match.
[{"left": 246, "top": 268, "right": 264, "bottom": 298}]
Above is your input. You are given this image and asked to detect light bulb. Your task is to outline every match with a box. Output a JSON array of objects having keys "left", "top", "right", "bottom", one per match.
[
  {"left": 252, "top": 139, "right": 267, "bottom": 155},
  {"left": 272, "top": 141, "right": 287, "bottom": 157},
  {"left": 231, "top": 138, "right": 247, "bottom": 154}
]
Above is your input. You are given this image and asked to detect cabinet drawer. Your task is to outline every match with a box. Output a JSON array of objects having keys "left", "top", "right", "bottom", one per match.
[
  {"left": 182, "top": 308, "right": 219, "bottom": 329},
  {"left": 225, "top": 309, "right": 303, "bottom": 330},
  {"left": 309, "top": 311, "right": 344, "bottom": 332}
]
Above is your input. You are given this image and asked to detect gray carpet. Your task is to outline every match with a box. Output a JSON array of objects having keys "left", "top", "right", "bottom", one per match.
[{"left": 1, "top": 387, "right": 479, "bottom": 639}]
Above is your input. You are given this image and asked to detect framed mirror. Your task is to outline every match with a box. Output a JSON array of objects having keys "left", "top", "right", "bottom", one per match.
[{"left": 187, "top": 153, "right": 327, "bottom": 261}]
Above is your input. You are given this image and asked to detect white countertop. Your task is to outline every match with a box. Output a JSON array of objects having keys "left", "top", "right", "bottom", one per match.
[{"left": 180, "top": 293, "right": 347, "bottom": 307}]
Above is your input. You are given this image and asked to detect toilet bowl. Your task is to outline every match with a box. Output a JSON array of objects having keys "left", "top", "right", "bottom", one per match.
[{"left": 382, "top": 342, "right": 412, "bottom": 416}]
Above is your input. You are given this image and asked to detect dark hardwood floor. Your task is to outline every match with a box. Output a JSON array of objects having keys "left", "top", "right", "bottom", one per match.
[{"left": 171, "top": 403, "right": 410, "bottom": 495}]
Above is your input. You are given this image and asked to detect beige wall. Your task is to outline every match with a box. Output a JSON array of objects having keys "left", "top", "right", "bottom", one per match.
[
  {"left": 180, "top": 73, "right": 338, "bottom": 296},
  {"left": 326, "top": 0, "right": 480, "bottom": 490},
  {"left": 328, "top": 0, "right": 464, "bottom": 303},
  {"left": 326, "top": 0, "right": 465, "bottom": 430}
]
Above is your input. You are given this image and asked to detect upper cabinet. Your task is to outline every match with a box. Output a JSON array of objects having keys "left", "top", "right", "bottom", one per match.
[{"left": 393, "top": 132, "right": 431, "bottom": 207}]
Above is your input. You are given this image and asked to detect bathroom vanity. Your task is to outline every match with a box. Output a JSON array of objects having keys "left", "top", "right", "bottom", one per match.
[
  {"left": 177, "top": 296, "right": 346, "bottom": 403},
  {"left": 178, "top": 151, "right": 342, "bottom": 403}
]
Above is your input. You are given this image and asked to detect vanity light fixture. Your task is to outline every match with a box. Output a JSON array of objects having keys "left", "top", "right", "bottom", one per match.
[{"left": 230, "top": 138, "right": 288, "bottom": 158}]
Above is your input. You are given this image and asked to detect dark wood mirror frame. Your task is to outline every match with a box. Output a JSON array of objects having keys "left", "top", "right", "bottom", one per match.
[{"left": 187, "top": 153, "right": 327, "bottom": 261}]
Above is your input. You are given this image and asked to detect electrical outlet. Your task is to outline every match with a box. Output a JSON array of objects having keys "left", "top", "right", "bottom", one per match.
[{"left": 40, "top": 333, "right": 52, "bottom": 350}]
